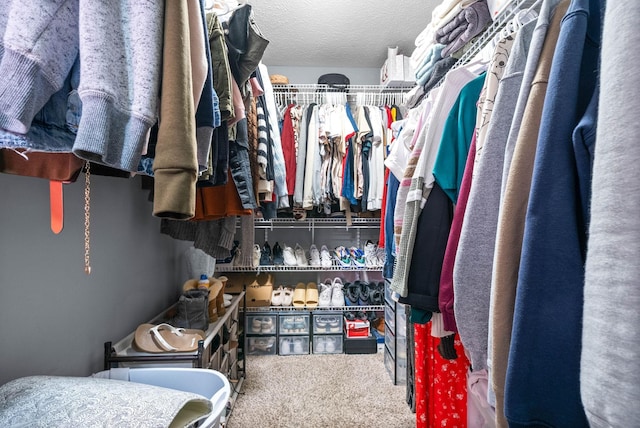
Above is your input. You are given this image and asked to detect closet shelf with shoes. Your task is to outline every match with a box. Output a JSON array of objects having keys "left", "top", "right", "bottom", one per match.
[
  {"left": 253, "top": 217, "right": 382, "bottom": 229},
  {"left": 217, "top": 216, "right": 385, "bottom": 273},
  {"left": 244, "top": 305, "right": 385, "bottom": 313},
  {"left": 104, "top": 291, "right": 245, "bottom": 371},
  {"left": 216, "top": 263, "right": 383, "bottom": 273}
]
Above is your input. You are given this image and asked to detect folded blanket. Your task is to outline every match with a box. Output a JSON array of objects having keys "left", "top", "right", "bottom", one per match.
[
  {"left": 412, "top": 21, "right": 438, "bottom": 71},
  {"left": 0, "top": 375, "right": 212, "bottom": 428},
  {"left": 416, "top": 44, "right": 446, "bottom": 85},
  {"left": 436, "top": 0, "right": 491, "bottom": 58},
  {"left": 431, "top": 0, "right": 481, "bottom": 31}
]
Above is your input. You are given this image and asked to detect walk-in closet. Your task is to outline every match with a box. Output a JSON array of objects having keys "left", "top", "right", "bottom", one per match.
[{"left": 0, "top": 0, "right": 637, "bottom": 427}]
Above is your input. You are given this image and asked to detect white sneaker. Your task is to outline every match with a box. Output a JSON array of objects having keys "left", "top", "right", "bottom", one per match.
[
  {"left": 283, "top": 244, "right": 297, "bottom": 266},
  {"left": 320, "top": 245, "right": 332, "bottom": 268},
  {"left": 330, "top": 277, "right": 345, "bottom": 307},
  {"left": 280, "top": 338, "right": 290, "bottom": 355},
  {"left": 375, "top": 246, "right": 386, "bottom": 267},
  {"left": 252, "top": 244, "right": 261, "bottom": 268},
  {"left": 293, "top": 338, "right": 304, "bottom": 354},
  {"left": 315, "top": 337, "right": 326, "bottom": 353},
  {"left": 295, "top": 244, "right": 308, "bottom": 266},
  {"left": 271, "top": 286, "right": 284, "bottom": 306},
  {"left": 325, "top": 336, "right": 336, "bottom": 353},
  {"left": 309, "top": 244, "right": 321, "bottom": 267},
  {"left": 318, "top": 279, "right": 333, "bottom": 307},
  {"left": 364, "top": 240, "right": 378, "bottom": 268}
]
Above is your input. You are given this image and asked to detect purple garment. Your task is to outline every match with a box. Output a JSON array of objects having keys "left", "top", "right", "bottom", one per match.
[
  {"left": 438, "top": 133, "right": 477, "bottom": 332},
  {"left": 436, "top": 0, "right": 492, "bottom": 58}
]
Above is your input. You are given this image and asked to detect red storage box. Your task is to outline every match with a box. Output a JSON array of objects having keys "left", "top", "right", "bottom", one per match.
[{"left": 344, "top": 318, "right": 370, "bottom": 338}]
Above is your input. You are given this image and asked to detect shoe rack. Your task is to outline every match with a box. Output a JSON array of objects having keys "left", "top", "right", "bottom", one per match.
[
  {"left": 103, "top": 292, "right": 246, "bottom": 417},
  {"left": 219, "top": 216, "right": 385, "bottom": 357},
  {"left": 217, "top": 217, "right": 384, "bottom": 273}
]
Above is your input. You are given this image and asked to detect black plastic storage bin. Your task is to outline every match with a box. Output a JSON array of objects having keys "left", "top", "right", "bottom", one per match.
[{"left": 344, "top": 335, "right": 377, "bottom": 354}]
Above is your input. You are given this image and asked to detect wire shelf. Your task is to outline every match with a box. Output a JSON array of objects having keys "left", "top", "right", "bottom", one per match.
[
  {"left": 243, "top": 305, "right": 385, "bottom": 313},
  {"left": 272, "top": 84, "right": 411, "bottom": 106},
  {"left": 216, "top": 264, "right": 384, "bottom": 273},
  {"left": 253, "top": 217, "right": 381, "bottom": 230}
]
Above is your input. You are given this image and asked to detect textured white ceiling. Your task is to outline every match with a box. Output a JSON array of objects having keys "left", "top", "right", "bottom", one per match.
[{"left": 250, "top": 0, "right": 440, "bottom": 68}]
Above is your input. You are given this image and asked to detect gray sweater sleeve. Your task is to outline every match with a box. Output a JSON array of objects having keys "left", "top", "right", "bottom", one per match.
[
  {"left": 0, "top": 0, "right": 79, "bottom": 134},
  {"left": 581, "top": 1, "right": 640, "bottom": 425}
]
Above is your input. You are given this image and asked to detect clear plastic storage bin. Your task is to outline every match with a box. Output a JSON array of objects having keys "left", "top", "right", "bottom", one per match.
[
  {"left": 247, "top": 336, "right": 277, "bottom": 355},
  {"left": 278, "top": 336, "right": 310, "bottom": 355},
  {"left": 279, "top": 313, "right": 310, "bottom": 335},
  {"left": 312, "top": 335, "right": 343, "bottom": 354},
  {"left": 246, "top": 314, "right": 277, "bottom": 335},
  {"left": 313, "top": 313, "right": 343, "bottom": 334}
]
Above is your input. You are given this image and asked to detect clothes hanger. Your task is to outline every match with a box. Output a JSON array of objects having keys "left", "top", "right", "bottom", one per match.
[{"left": 208, "top": 0, "right": 244, "bottom": 22}]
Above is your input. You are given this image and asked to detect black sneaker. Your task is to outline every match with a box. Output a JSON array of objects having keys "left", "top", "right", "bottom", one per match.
[
  {"left": 358, "top": 282, "right": 372, "bottom": 306},
  {"left": 344, "top": 282, "right": 360, "bottom": 306},
  {"left": 355, "top": 310, "right": 368, "bottom": 321},
  {"left": 260, "top": 242, "right": 272, "bottom": 265},
  {"left": 370, "top": 282, "right": 384, "bottom": 305},
  {"left": 272, "top": 242, "right": 284, "bottom": 265}
]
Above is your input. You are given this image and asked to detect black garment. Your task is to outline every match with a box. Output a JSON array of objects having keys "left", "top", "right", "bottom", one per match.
[
  {"left": 406, "top": 304, "right": 416, "bottom": 413},
  {"left": 210, "top": 121, "right": 229, "bottom": 186},
  {"left": 223, "top": 4, "right": 269, "bottom": 86},
  {"left": 399, "top": 182, "right": 453, "bottom": 311}
]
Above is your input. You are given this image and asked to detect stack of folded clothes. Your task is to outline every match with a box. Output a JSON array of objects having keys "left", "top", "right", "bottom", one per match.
[
  {"left": 410, "top": 0, "right": 492, "bottom": 88},
  {"left": 435, "top": 0, "right": 492, "bottom": 58}
]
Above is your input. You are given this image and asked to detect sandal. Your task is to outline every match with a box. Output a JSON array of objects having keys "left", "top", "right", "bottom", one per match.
[
  {"left": 134, "top": 323, "right": 204, "bottom": 353},
  {"left": 305, "top": 282, "right": 318, "bottom": 309},
  {"left": 292, "top": 282, "right": 307, "bottom": 308}
]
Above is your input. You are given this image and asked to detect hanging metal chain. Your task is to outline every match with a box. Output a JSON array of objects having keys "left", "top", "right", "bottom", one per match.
[{"left": 84, "top": 161, "right": 91, "bottom": 275}]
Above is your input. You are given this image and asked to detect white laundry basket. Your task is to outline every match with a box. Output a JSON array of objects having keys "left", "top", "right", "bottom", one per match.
[{"left": 99, "top": 367, "right": 230, "bottom": 428}]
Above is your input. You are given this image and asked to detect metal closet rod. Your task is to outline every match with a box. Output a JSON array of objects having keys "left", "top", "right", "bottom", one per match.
[
  {"left": 272, "top": 84, "right": 411, "bottom": 105},
  {"left": 272, "top": 84, "right": 412, "bottom": 92}
]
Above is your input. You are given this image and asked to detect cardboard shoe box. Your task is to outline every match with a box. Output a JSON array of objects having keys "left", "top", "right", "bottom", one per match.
[
  {"left": 222, "top": 272, "right": 273, "bottom": 307},
  {"left": 245, "top": 273, "right": 274, "bottom": 308}
]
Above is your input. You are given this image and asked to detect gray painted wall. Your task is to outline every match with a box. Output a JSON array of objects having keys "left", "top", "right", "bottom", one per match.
[{"left": 0, "top": 173, "right": 190, "bottom": 385}]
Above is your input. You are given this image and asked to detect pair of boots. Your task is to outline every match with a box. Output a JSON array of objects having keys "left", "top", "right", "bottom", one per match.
[{"left": 182, "top": 275, "right": 228, "bottom": 323}]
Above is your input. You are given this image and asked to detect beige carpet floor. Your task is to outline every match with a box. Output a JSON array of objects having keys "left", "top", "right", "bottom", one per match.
[{"left": 226, "top": 352, "right": 414, "bottom": 428}]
